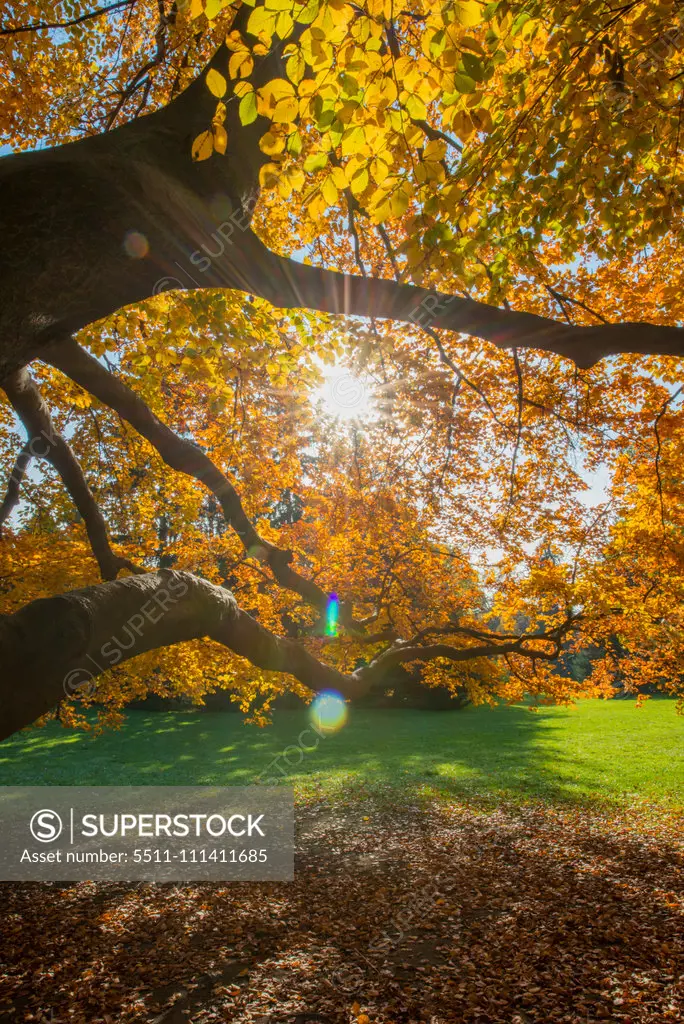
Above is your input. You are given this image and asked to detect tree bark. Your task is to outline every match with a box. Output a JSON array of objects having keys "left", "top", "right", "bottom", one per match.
[
  {"left": 0, "top": 443, "right": 31, "bottom": 532},
  {"left": 223, "top": 236, "right": 684, "bottom": 368}
]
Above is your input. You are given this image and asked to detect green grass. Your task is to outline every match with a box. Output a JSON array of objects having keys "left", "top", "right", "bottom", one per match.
[{"left": 0, "top": 699, "right": 682, "bottom": 809}]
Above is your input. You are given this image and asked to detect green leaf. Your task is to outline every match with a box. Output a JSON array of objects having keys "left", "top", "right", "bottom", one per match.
[
  {"left": 303, "top": 151, "right": 329, "bottom": 173},
  {"left": 453, "top": 73, "right": 477, "bottom": 93},
  {"left": 239, "top": 92, "right": 258, "bottom": 125},
  {"left": 511, "top": 12, "right": 532, "bottom": 36},
  {"left": 461, "top": 52, "right": 484, "bottom": 82},
  {"left": 316, "top": 108, "right": 336, "bottom": 130}
]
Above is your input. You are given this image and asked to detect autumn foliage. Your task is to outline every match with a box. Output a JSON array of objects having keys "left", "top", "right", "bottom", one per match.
[{"left": 0, "top": 0, "right": 683, "bottom": 731}]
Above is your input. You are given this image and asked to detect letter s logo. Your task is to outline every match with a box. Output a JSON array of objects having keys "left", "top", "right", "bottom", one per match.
[{"left": 30, "top": 809, "right": 63, "bottom": 843}]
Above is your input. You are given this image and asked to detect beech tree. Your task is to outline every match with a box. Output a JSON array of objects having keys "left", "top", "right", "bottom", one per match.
[{"left": 1, "top": 0, "right": 683, "bottom": 739}]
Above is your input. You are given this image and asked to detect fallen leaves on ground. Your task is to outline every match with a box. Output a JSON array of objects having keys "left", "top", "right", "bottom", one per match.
[{"left": 1, "top": 801, "right": 683, "bottom": 1023}]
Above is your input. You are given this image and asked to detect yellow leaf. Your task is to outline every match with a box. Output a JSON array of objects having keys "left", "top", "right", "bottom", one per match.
[
  {"left": 370, "top": 156, "right": 389, "bottom": 182},
  {"left": 349, "top": 166, "right": 369, "bottom": 196},
  {"left": 192, "top": 130, "right": 214, "bottom": 161},
  {"left": 247, "top": 6, "right": 276, "bottom": 39},
  {"left": 404, "top": 93, "right": 427, "bottom": 120},
  {"left": 259, "top": 162, "right": 281, "bottom": 188},
  {"left": 275, "top": 11, "right": 294, "bottom": 38},
  {"left": 229, "top": 51, "right": 254, "bottom": 79},
  {"left": 389, "top": 188, "right": 409, "bottom": 217},
  {"left": 286, "top": 50, "right": 306, "bottom": 84},
  {"left": 258, "top": 78, "right": 296, "bottom": 106},
  {"left": 286, "top": 166, "right": 305, "bottom": 190},
  {"left": 450, "top": 109, "right": 475, "bottom": 139},
  {"left": 308, "top": 191, "right": 327, "bottom": 220},
  {"left": 213, "top": 124, "right": 228, "bottom": 154},
  {"left": 206, "top": 69, "right": 227, "bottom": 98},
  {"left": 456, "top": 0, "right": 482, "bottom": 26},
  {"left": 255, "top": 79, "right": 298, "bottom": 122},
  {"left": 471, "top": 107, "right": 493, "bottom": 133},
  {"left": 331, "top": 165, "right": 347, "bottom": 189},
  {"left": 321, "top": 175, "right": 339, "bottom": 206},
  {"left": 205, "top": 0, "right": 230, "bottom": 18},
  {"left": 272, "top": 97, "right": 299, "bottom": 122},
  {"left": 423, "top": 139, "right": 447, "bottom": 162},
  {"left": 259, "top": 131, "right": 285, "bottom": 155}
]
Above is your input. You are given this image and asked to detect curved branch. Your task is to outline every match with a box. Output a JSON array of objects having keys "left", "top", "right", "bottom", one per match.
[
  {"left": 0, "top": 569, "right": 573, "bottom": 740},
  {"left": 2, "top": 19, "right": 683, "bottom": 376},
  {"left": 410, "top": 118, "right": 462, "bottom": 152},
  {"left": 363, "top": 633, "right": 563, "bottom": 679},
  {"left": 0, "top": 569, "right": 367, "bottom": 741},
  {"left": 505, "top": 347, "right": 524, "bottom": 518},
  {"left": 42, "top": 336, "right": 354, "bottom": 621},
  {"left": 1, "top": 369, "right": 142, "bottom": 581},
  {"left": 0, "top": 443, "right": 32, "bottom": 533}
]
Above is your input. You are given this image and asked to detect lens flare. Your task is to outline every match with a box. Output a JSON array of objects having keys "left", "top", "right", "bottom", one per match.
[
  {"left": 326, "top": 592, "right": 339, "bottom": 636},
  {"left": 317, "top": 367, "right": 371, "bottom": 421},
  {"left": 123, "top": 230, "right": 149, "bottom": 259},
  {"left": 310, "top": 690, "right": 348, "bottom": 733}
]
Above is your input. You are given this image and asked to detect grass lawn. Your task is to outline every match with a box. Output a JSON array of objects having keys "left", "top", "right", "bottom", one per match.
[{"left": 1, "top": 697, "right": 682, "bottom": 809}]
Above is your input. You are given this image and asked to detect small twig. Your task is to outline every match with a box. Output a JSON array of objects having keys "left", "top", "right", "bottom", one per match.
[
  {"left": 425, "top": 326, "right": 514, "bottom": 436},
  {"left": 0, "top": 0, "right": 136, "bottom": 36},
  {"left": 544, "top": 283, "right": 610, "bottom": 325}
]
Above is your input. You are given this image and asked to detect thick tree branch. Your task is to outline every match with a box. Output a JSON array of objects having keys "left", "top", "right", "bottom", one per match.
[
  {"left": 241, "top": 236, "right": 684, "bottom": 369},
  {"left": 364, "top": 638, "right": 557, "bottom": 677},
  {"left": 1, "top": 369, "right": 142, "bottom": 580},
  {"left": 0, "top": 570, "right": 367, "bottom": 740},
  {"left": 0, "top": 570, "right": 576, "bottom": 740},
  {"left": 505, "top": 347, "right": 524, "bottom": 520},
  {"left": 410, "top": 118, "right": 462, "bottom": 152}
]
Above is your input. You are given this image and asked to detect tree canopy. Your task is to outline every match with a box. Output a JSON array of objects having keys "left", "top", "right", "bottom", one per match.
[{"left": 0, "top": 0, "right": 683, "bottom": 737}]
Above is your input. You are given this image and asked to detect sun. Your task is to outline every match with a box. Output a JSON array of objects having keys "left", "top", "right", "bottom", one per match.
[{"left": 316, "top": 366, "right": 371, "bottom": 421}]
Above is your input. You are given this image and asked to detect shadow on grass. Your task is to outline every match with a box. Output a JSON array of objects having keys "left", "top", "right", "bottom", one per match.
[{"left": 2, "top": 702, "right": 679, "bottom": 810}]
